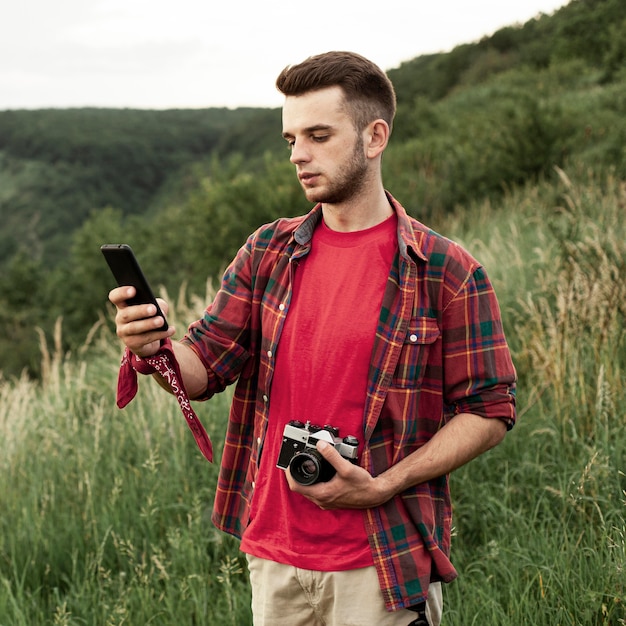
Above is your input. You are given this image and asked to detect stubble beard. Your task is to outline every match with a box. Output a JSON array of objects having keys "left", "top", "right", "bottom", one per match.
[{"left": 302, "top": 137, "right": 369, "bottom": 205}]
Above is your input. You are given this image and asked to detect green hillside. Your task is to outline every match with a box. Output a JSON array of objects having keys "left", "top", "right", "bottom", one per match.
[{"left": 0, "top": 0, "right": 624, "bottom": 377}]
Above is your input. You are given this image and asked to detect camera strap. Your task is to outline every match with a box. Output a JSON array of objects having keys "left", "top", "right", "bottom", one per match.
[{"left": 116, "top": 339, "right": 214, "bottom": 462}]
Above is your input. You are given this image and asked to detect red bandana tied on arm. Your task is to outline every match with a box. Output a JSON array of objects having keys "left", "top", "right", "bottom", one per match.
[{"left": 116, "top": 338, "right": 213, "bottom": 462}]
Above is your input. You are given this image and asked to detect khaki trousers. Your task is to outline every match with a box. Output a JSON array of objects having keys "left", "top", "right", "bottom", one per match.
[{"left": 246, "top": 555, "right": 443, "bottom": 626}]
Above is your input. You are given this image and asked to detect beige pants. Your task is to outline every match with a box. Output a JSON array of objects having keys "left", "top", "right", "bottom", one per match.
[{"left": 246, "top": 555, "right": 443, "bottom": 626}]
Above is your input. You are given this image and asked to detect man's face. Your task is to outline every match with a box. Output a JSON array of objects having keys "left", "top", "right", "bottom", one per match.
[{"left": 282, "top": 86, "right": 369, "bottom": 205}]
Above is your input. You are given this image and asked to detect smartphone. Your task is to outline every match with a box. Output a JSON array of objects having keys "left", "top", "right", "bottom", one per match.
[{"left": 101, "top": 243, "right": 168, "bottom": 331}]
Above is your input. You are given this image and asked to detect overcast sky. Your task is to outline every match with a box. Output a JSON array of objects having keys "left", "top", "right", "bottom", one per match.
[{"left": 1, "top": 0, "right": 570, "bottom": 111}]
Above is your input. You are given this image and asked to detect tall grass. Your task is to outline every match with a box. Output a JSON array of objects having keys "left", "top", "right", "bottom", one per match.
[
  {"left": 0, "top": 293, "right": 251, "bottom": 625},
  {"left": 443, "top": 168, "right": 625, "bottom": 625},
  {"left": 1, "top": 170, "right": 624, "bottom": 625}
]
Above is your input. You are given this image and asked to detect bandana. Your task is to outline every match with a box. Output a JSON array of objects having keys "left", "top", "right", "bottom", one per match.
[{"left": 116, "top": 339, "right": 213, "bottom": 462}]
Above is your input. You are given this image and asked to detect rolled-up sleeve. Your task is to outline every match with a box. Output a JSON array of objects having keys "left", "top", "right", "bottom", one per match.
[{"left": 442, "top": 265, "right": 517, "bottom": 428}]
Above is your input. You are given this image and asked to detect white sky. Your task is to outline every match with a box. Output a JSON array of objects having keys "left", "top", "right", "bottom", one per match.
[{"left": 0, "top": 0, "right": 569, "bottom": 110}]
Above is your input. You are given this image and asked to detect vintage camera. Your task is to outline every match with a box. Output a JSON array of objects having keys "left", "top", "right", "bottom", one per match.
[{"left": 276, "top": 420, "right": 359, "bottom": 486}]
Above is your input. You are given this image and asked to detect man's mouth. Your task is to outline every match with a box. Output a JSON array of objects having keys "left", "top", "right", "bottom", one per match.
[{"left": 299, "top": 172, "right": 319, "bottom": 186}]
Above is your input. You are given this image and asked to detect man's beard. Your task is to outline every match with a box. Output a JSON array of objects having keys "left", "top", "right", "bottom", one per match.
[{"left": 304, "top": 137, "right": 369, "bottom": 205}]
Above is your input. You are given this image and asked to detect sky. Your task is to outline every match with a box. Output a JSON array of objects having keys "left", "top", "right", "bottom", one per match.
[{"left": 1, "top": 0, "right": 570, "bottom": 111}]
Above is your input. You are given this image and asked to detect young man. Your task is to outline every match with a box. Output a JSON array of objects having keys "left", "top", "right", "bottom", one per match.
[{"left": 110, "top": 51, "right": 517, "bottom": 626}]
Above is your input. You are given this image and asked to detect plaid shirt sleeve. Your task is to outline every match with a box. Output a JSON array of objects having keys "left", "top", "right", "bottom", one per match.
[{"left": 181, "top": 213, "right": 311, "bottom": 537}]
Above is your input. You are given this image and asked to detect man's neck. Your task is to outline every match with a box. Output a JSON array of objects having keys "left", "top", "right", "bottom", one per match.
[{"left": 321, "top": 187, "right": 392, "bottom": 232}]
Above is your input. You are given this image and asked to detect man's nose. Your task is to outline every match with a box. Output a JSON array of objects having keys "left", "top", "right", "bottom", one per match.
[{"left": 289, "top": 140, "right": 310, "bottom": 164}]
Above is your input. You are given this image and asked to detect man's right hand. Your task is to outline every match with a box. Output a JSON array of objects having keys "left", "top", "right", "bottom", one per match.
[{"left": 108, "top": 286, "right": 176, "bottom": 358}]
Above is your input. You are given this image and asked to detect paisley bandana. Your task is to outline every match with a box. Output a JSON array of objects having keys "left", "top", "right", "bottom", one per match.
[{"left": 116, "top": 339, "right": 213, "bottom": 462}]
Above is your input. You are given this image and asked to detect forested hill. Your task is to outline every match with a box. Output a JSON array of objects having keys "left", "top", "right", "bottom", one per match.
[
  {"left": 0, "top": 107, "right": 282, "bottom": 266},
  {"left": 1, "top": 0, "right": 625, "bottom": 378}
]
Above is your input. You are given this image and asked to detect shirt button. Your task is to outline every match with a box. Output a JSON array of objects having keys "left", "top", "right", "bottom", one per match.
[
  {"left": 267, "top": 350, "right": 273, "bottom": 358},
  {"left": 257, "top": 437, "right": 262, "bottom": 445},
  {"left": 409, "top": 334, "right": 418, "bottom": 343},
  {"left": 279, "top": 303, "right": 285, "bottom": 311},
  {"left": 262, "top": 394, "right": 269, "bottom": 403}
]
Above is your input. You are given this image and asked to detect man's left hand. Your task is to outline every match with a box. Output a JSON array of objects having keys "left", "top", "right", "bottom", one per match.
[{"left": 285, "top": 441, "right": 390, "bottom": 510}]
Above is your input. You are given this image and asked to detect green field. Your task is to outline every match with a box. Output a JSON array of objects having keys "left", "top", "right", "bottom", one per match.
[{"left": 1, "top": 169, "right": 624, "bottom": 625}]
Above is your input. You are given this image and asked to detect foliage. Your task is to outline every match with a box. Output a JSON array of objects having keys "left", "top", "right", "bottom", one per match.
[
  {"left": 385, "top": 85, "right": 572, "bottom": 217},
  {"left": 0, "top": 107, "right": 271, "bottom": 267},
  {"left": 1, "top": 0, "right": 626, "bottom": 378},
  {"left": 140, "top": 153, "right": 310, "bottom": 296},
  {"left": 387, "top": 0, "right": 624, "bottom": 103},
  {"left": 0, "top": 251, "right": 44, "bottom": 375}
]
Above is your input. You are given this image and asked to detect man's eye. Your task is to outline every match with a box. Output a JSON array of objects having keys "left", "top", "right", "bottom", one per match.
[{"left": 313, "top": 135, "right": 328, "bottom": 142}]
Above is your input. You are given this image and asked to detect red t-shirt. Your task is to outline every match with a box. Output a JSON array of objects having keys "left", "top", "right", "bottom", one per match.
[{"left": 240, "top": 212, "right": 398, "bottom": 570}]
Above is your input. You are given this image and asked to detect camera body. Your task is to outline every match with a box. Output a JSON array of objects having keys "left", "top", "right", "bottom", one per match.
[{"left": 276, "top": 420, "right": 359, "bottom": 486}]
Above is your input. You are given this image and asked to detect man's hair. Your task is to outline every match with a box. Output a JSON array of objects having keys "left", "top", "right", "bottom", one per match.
[{"left": 275, "top": 51, "right": 397, "bottom": 132}]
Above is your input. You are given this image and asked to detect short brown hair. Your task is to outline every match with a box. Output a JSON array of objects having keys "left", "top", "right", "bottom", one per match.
[{"left": 275, "top": 51, "right": 396, "bottom": 132}]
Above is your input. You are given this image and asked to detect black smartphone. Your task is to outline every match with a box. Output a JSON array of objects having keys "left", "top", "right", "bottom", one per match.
[{"left": 101, "top": 243, "right": 168, "bottom": 331}]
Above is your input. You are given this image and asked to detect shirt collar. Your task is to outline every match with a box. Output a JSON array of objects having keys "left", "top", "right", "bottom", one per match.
[
  {"left": 293, "top": 193, "right": 428, "bottom": 263},
  {"left": 294, "top": 203, "right": 323, "bottom": 245}
]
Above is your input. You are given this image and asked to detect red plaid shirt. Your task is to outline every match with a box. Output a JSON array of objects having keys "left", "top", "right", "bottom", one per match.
[{"left": 182, "top": 193, "right": 517, "bottom": 610}]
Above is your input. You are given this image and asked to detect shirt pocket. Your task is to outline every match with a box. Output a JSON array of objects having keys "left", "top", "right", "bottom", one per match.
[{"left": 392, "top": 317, "right": 440, "bottom": 388}]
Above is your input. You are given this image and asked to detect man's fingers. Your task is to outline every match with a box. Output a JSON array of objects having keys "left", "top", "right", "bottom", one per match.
[{"left": 108, "top": 285, "right": 135, "bottom": 307}]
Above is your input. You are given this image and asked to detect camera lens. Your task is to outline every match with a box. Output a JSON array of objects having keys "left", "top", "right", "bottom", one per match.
[
  {"left": 300, "top": 458, "right": 318, "bottom": 476},
  {"left": 289, "top": 450, "right": 336, "bottom": 486}
]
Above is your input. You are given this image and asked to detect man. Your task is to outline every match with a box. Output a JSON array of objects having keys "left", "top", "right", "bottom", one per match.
[{"left": 110, "top": 51, "right": 516, "bottom": 626}]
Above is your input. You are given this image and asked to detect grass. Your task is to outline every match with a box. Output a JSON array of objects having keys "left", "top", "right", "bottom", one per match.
[
  {"left": 0, "top": 168, "right": 624, "bottom": 625},
  {"left": 0, "top": 315, "right": 251, "bottom": 626}
]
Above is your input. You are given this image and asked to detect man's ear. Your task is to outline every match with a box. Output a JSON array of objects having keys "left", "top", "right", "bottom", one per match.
[{"left": 365, "top": 119, "right": 390, "bottom": 159}]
